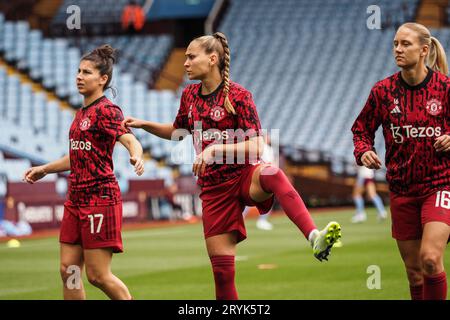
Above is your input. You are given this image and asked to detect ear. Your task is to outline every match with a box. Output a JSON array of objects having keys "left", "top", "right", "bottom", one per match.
[
  {"left": 420, "top": 44, "right": 429, "bottom": 58},
  {"left": 99, "top": 74, "right": 109, "bottom": 87},
  {"left": 209, "top": 52, "right": 219, "bottom": 67}
]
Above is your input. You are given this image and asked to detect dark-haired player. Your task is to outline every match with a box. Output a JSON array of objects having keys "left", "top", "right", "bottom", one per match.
[{"left": 24, "top": 45, "right": 144, "bottom": 300}]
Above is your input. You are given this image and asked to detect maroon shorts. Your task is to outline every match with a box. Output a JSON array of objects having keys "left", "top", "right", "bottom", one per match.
[
  {"left": 390, "top": 188, "right": 450, "bottom": 241},
  {"left": 59, "top": 202, "right": 123, "bottom": 253},
  {"left": 363, "top": 178, "right": 375, "bottom": 187},
  {"left": 199, "top": 164, "right": 275, "bottom": 243}
]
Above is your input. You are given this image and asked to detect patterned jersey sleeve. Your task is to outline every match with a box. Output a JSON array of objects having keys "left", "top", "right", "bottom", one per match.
[
  {"left": 235, "top": 91, "right": 261, "bottom": 139},
  {"left": 99, "top": 105, "right": 131, "bottom": 139},
  {"left": 173, "top": 89, "right": 190, "bottom": 132},
  {"left": 351, "top": 86, "right": 383, "bottom": 165}
]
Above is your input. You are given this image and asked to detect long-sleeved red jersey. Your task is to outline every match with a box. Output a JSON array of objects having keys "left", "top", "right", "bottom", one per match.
[
  {"left": 67, "top": 96, "right": 130, "bottom": 206},
  {"left": 352, "top": 67, "right": 450, "bottom": 196}
]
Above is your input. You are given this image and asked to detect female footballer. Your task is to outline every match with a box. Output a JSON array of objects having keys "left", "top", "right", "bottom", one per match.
[
  {"left": 123, "top": 33, "right": 341, "bottom": 300},
  {"left": 24, "top": 45, "right": 144, "bottom": 300},
  {"left": 352, "top": 23, "right": 450, "bottom": 300}
]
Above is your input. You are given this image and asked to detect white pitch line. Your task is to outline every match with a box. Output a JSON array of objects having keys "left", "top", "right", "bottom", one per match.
[{"left": 0, "top": 286, "right": 50, "bottom": 297}]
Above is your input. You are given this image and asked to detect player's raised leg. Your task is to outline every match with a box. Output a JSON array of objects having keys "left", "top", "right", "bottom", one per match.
[{"left": 249, "top": 164, "right": 341, "bottom": 261}]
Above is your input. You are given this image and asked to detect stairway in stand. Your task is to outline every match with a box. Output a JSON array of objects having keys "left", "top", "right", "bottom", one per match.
[{"left": 415, "top": 0, "right": 448, "bottom": 28}]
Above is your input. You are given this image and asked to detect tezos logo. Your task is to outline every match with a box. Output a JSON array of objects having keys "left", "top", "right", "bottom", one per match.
[
  {"left": 70, "top": 139, "right": 92, "bottom": 151},
  {"left": 390, "top": 124, "right": 441, "bottom": 144}
]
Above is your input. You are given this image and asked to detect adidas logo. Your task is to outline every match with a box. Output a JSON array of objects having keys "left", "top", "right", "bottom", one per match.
[{"left": 390, "top": 106, "right": 401, "bottom": 114}]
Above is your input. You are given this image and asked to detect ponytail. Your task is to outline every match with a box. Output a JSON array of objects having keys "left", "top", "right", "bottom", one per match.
[
  {"left": 213, "top": 32, "right": 235, "bottom": 115},
  {"left": 428, "top": 36, "right": 448, "bottom": 75}
]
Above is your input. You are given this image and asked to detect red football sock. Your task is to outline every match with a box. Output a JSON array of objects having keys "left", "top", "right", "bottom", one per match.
[
  {"left": 409, "top": 284, "right": 423, "bottom": 300},
  {"left": 259, "top": 166, "right": 317, "bottom": 239},
  {"left": 210, "top": 255, "right": 238, "bottom": 300},
  {"left": 423, "top": 272, "right": 447, "bottom": 300}
]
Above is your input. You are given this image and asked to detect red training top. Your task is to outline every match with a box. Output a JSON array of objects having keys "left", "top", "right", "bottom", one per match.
[
  {"left": 67, "top": 96, "right": 130, "bottom": 206},
  {"left": 352, "top": 67, "right": 450, "bottom": 196}
]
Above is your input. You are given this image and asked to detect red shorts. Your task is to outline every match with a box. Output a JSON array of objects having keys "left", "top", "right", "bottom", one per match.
[
  {"left": 59, "top": 202, "right": 123, "bottom": 253},
  {"left": 199, "top": 164, "right": 275, "bottom": 243},
  {"left": 390, "top": 188, "right": 450, "bottom": 241},
  {"left": 363, "top": 178, "right": 375, "bottom": 187}
]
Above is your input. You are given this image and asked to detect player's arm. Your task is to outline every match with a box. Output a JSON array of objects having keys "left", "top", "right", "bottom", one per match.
[
  {"left": 213, "top": 90, "right": 265, "bottom": 159},
  {"left": 433, "top": 86, "right": 450, "bottom": 152},
  {"left": 118, "top": 133, "right": 144, "bottom": 176},
  {"left": 351, "top": 88, "right": 383, "bottom": 169},
  {"left": 193, "top": 136, "right": 264, "bottom": 176},
  {"left": 122, "top": 117, "right": 176, "bottom": 140},
  {"left": 215, "top": 135, "right": 264, "bottom": 159},
  {"left": 23, "top": 154, "right": 70, "bottom": 184}
]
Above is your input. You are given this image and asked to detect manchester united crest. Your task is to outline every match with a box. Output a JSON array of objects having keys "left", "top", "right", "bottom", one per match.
[
  {"left": 79, "top": 118, "right": 91, "bottom": 131},
  {"left": 426, "top": 99, "right": 443, "bottom": 116},
  {"left": 210, "top": 105, "right": 226, "bottom": 122}
]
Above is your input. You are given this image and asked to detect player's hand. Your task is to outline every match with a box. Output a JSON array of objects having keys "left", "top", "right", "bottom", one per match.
[
  {"left": 361, "top": 151, "right": 382, "bottom": 170},
  {"left": 433, "top": 135, "right": 450, "bottom": 152},
  {"left": 23, "top": 166, "right": 47, "bottom": 184},
  {"left": 130, "top": 156, "right": 145, "bottom": 176},
  {"left": 192, "top": 146, "right": 216, "bottom": 177},
  {"left": 122, "top": 116, "right": 145, "bottom": 130}
]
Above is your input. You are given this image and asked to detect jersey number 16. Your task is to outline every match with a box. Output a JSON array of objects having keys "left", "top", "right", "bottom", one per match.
[{"left": 435, "top": 191, "right": 450, "bottom": 209}]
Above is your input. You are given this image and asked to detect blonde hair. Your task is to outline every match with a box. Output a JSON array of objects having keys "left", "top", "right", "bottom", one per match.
[
  {"left": 193, "top": 32, "right": 236, "bottom": 114},
  {"left": 400, "top": 22, "right": 448, "bottom": 75}
]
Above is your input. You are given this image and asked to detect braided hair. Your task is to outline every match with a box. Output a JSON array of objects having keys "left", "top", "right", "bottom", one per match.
[{"left": 193, "top": 32, "right": 236, "bottom": 114}]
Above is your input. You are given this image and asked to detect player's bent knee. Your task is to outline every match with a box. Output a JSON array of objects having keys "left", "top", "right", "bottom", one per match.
[
  {"left": 260, "top": 165, "right": 282, "bottom": 178},
  {"left": 60, "top": 263, "right": 69, "bottom": 281},
  {"left": 405, "top": 266, "right": 423, "bottom": 285},
  {"left": 86, "top": 269, "right": 109, "bottom": 287},
  {"left": 420, "top": 252, "right": 441, "bottom": 275},
  {"left": 87, "top": 274, "right": 105, "bottom": 288},
  {"left": 60, "top": 263, "right": 75, "bottom": 280}
]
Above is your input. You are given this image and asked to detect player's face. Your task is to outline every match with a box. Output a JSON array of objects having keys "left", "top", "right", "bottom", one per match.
[
  {"left": 76, "top": 60, "right": 108, "bottom": 96},
  {"left": 184, "top": 41, "right": 214, "bottom": 80},
  {"left": 393, "top": 27, "right": 428, "bottom": 70}
]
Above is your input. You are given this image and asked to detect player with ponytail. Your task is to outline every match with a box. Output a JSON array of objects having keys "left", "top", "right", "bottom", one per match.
[
  {"left": 123, "top": 33, "right": 341, "bottom": 300},
  {"left": 352, "top": 23, "right": 450, "bottom": 300}
]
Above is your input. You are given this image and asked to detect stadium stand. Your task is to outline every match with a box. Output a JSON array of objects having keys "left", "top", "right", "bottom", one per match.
[
  {"left": 0, "top": 12, "right": 187, "bottom": 192},
  {"left": 2, "top": 0, "right": 448, "bottom": 216},
  {"left": 214, "top": 0, "right": 422, "bottom": 179},
  {"left": 52, "top": 0, "right": 146, "bottom": 26},
  {"left": 68, "top": 35, "right": 174, "bottom": 85}
]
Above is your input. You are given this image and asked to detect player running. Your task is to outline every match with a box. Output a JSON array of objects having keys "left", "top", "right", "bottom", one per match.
[
  {"left": 122, "top": 32, "right": 341, "bottom": 300},
  {"left": 352, "top": 23, "right": 450, "bottom": 300},
  {"left": 23, "top": 45, "right": 144, "bottom": 300}
]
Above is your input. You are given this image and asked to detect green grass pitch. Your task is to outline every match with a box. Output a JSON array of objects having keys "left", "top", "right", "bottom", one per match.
[{"left": 0, "top": 208, "right": 449, "bottom": 299}]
